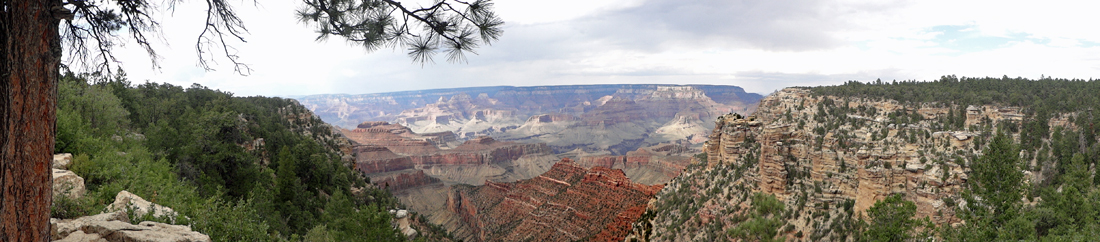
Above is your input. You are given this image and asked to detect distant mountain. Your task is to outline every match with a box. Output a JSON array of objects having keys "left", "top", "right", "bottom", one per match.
[{"left": 295, "top": 84, "right": 763, "bottom": 155}]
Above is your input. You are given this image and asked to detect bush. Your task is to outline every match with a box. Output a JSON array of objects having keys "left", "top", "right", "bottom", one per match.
[{"left": 51, "top": 195, "right": 93, "bottom": 219}]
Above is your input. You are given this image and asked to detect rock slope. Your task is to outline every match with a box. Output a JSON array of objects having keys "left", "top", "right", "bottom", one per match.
[
  {"left": 445, "top": 158, "right": 663, "bottom": 242},
  {"left": 632, "top": 87, "right": 1044, "bottom": 241}
]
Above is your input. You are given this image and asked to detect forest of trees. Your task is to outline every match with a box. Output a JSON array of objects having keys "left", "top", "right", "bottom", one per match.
[
  {"left": 811, "top": 76, "right": 1100, "bottom": 241},
  {"left": 51, "top": 71, "right": 434, "bottom": 241}
]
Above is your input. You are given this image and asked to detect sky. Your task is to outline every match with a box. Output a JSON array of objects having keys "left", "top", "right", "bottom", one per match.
[{"left": 107, "top": 0, "right": 1100, "bottom": 97}]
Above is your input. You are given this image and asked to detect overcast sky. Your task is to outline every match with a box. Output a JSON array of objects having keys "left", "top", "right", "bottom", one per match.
[{"left": 109, "top": 0, "right": 1100, "bottom": 97}]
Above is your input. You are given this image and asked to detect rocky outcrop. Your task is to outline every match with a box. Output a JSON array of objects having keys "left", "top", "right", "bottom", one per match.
[
  {"left": 105, "top": 190, "right": 179, "bottom": 222},
  {"left": 634, "top": 88, "right": 1033, "bottom": 241},
  {"left": 389, "top": 209, "right": 418, "bottom": 239},
  {"left": 444, "top": 158, "right": 662, "bottom": 242},
  {"left": 52, "top": 153, "right": 85, "bottom": 199},
  {"left": 52, "top": 191, "right": 209, "bottom": 242}
]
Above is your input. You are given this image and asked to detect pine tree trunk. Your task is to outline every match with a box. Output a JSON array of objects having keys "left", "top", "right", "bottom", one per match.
[{"left": 1, "top": 0, "right": 62, "bottom": 241}]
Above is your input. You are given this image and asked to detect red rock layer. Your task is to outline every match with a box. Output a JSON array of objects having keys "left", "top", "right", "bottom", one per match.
[
  {"left": 446, "top": 158, "right": 663, "bottom": 242},
  {"left": 372, "top": 170, "right": 440, "bottom": 191},
  {"left": 575, "top": 146, "right": 692, "bottom": 180},
  {"left": 353, "top": 137, "right": 550, "bottom": 174}
]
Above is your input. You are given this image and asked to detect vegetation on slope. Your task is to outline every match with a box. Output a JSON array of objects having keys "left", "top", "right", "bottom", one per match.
[
  {"left": 639, "top": 76, "right": 1100, "bottom": 241},
  {"left": 811, "top": 76, "right": 1100, "bottom": 241},
  {"left": 52, "top": 71, "right": 415, "bottom": 241}
]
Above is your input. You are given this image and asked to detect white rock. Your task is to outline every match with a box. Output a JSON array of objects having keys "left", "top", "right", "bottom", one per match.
[
  {"left": 53, "top": 153, "right": 73, "bottom": 169},
  {"left": 52, "top": 211, "right": 128, "bottom": 239},
  {"left": 106, "top": 190, "right": 178, "bottom": 222},
  {"left": 52, "top": 169, "right": 86, "bottom": 199},
  {"left": 53, "top": 211, "right": 210, "bottom": 242},
  {"left": 905, "top": 161, "right": 923, "bottom": 172},
  {"left": 54, "top": 230, "right": 108, "bottom": 242}
]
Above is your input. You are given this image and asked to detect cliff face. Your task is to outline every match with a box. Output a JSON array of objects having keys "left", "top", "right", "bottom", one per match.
[
  {"left": 633, "top": 88, "right": 1043, "bottom": 241},
  {"left": 445, "top": 158, "right": 663, "bottom": 242},
  {"left": 352, "top": 136, "right": 551, "bottom": 175},
  {"left": 341, "top": 121, "right": 563, "bottom": 233},
  {"left": 573, "top": 144, "right": 695, "bottom": 185}
]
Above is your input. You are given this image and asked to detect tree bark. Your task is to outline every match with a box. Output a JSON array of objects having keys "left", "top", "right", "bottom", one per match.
[{"left": 1, "top": 0, "right": 61, "bottom": 241}]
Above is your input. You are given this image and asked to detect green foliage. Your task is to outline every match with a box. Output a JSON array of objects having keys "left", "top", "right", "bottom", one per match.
[
  {"left": 966, "top": 131, "right": 1024, "bottom": 225},
  {"left": 53, "top": 72, "right": 405, "bottom": 240},
  {"left": 694, "top": 152, "right": 708, "bottom": 163},
  {"left": 728, "top": 193, "right": 786, "bottom": 242},
  {"left": 50, "top": 194, "right": 94, "bottom": 219},
  {"left": 862, "top": 194, "right": 925, "bottom": 242}
]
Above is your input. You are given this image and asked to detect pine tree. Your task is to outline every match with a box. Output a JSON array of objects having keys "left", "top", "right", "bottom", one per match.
[{"left": 2, "top": 1, "right": 503, "bottom": 239}]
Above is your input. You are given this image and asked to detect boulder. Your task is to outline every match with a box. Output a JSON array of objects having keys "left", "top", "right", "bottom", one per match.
[
  {"left": 52, "top": 211, "right": 128, "bottom": 239},
  {"left": 106, "top": 190, "right": 178, "bottom": 222},
  {"left": 52, "top": 193, "right": 211, "bottom": 242},
  {"left": 54, "top": 231, "right": 107, "bottom": 242},
  {"left": 53, "top": 153, "right": 73, "bottom": 169},
  {"left": 54, "top": 219, "right": 210, "bottom": 242},
  {"left": 106, "top": 221, "right": 211, "bottom": 242},
  {"left": 52, "top": 169, "right": 86, "bottom": 199}
]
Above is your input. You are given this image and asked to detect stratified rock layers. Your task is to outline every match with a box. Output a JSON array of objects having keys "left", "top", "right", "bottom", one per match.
[
  {"left": 300, "top": 85, "right": 763, "bottom": 155},
  {"left": 446, "top": 158, "right": 662, "bottom": 242}
]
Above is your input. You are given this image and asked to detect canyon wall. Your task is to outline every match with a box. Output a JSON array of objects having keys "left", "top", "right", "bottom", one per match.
[{"left": 444, "top": 158, "right": 663, "bottom": 242}]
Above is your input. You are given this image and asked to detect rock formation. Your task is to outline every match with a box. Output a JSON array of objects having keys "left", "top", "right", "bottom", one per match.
[
  {"left": 444, "top": 158, "right": 663, "bottom": 242},
  {"left": 51, "top": 191, "right": 210, "bottom": 242},
  {"left": 106, "top": 190, "right": 180, "bottom": 222},
  {"left": 389, "top": 209, "right": 418, "bottom": 239},
  {"left": 571, "top": 144, "right": 695, "bottom": 185},
  {"left": 51, "top": 153, "right": 86, "bottom": 199},
  {"left": 632, "top": 88, "right": 1045, "bottom": 241},
  {"left": 52, "top": 169, "right": 85, "bottom": 199},
  {"left": 54, "top": 153, "right": 73, "bottom": 169}
]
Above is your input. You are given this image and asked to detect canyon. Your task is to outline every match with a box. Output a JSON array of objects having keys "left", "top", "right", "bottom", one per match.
[
  {"left": 306, "top": 85, "right": 766, "bottom": 241},
  {"left": 444, "top": 158, "right": 663, "bottom": 242},
  {"left": 298, "top": 84, "right": 762, "bottom": 154},
  {"left": 340, "top": 121, "right": 692, "bottom": 241}
]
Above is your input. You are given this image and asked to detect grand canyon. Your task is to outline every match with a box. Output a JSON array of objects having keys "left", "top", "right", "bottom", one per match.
[
  {"left": 295, "top": 84, "right": 761, "bottom": 241},
  {"left": 44, "top": 77, "right": 1100, "bottom": 241}
]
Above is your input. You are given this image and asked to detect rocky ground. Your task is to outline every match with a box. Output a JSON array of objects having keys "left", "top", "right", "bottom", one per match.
[{"left": 49, "top": 154, "right": 211, "bottom": 242}]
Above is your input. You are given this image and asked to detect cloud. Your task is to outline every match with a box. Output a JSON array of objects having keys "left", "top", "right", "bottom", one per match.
[
  {"left": 569, "top": 0, "right": 855, "bottom": 51},
  {"left": 103, "top": 0, "right": 1100, "bottom": 98}
]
